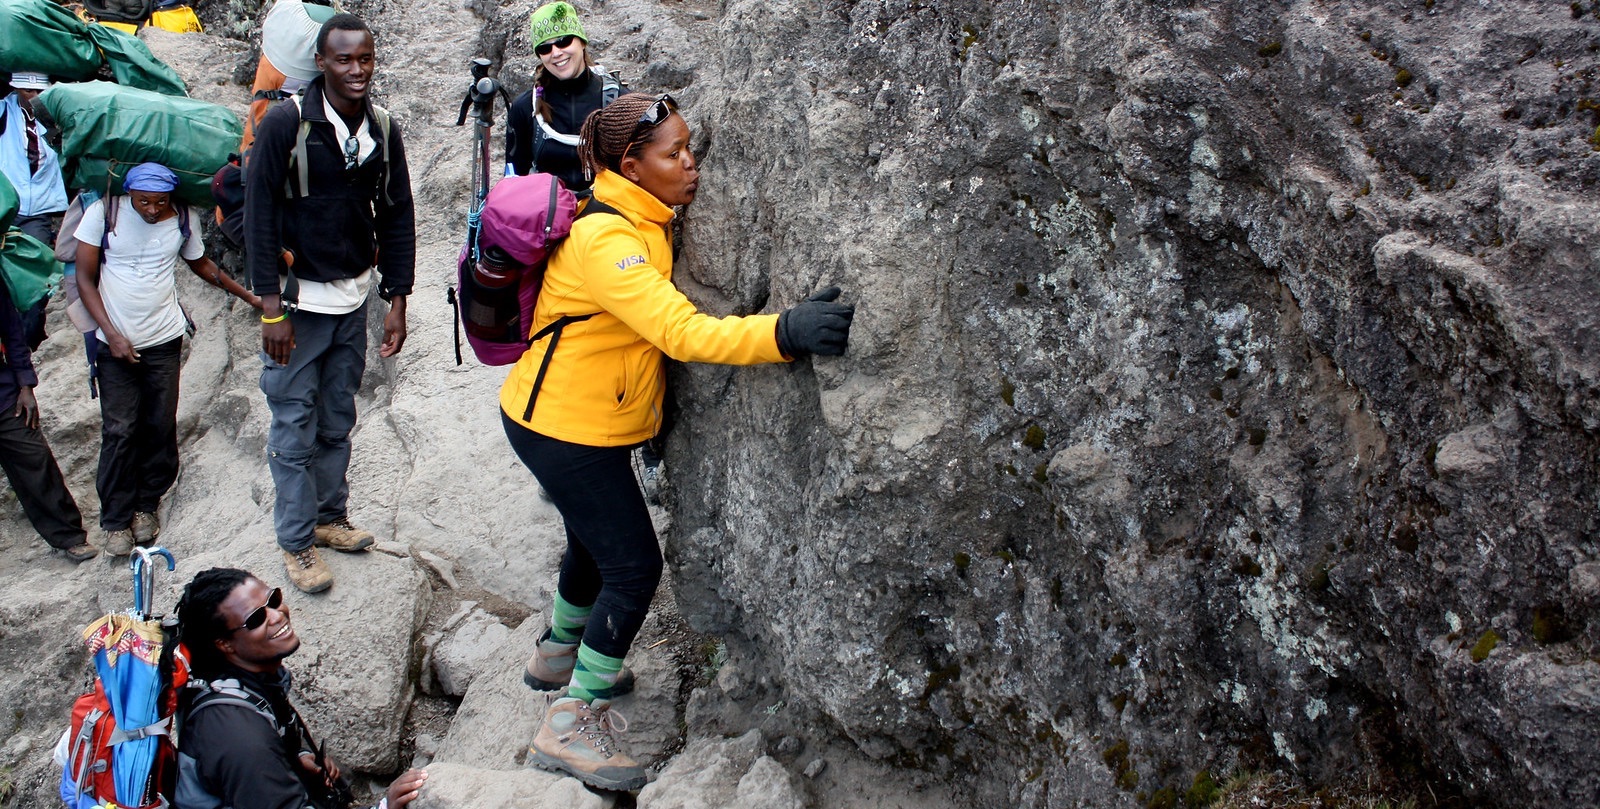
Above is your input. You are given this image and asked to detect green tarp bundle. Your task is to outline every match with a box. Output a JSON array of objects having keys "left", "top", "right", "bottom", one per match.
[
  {"left": 0, "top": 169, "right": 62, "bottom": 313},
  {"left": 0, "top": 226, "right": 62, "bottom": 313},
  {"left": 36, "top": 81, "right": 241, "bottom": 206},
  {"left": 0, "top": 168, "right": 16, "bottom": 229},
  {"left": 0, "top": 0, "right": 187, "bottom": 96}
]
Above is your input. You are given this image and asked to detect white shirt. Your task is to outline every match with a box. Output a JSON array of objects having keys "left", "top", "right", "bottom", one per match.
[{"left": 74, "top": 198, "right": 205, "bottom": 349}]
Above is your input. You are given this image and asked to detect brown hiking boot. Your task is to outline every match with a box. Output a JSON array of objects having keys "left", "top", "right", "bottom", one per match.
[
  {"left": 131, "top": 511, "right": 160, "bottom": 544},
  {"left": 528, "top": 697, "right": 647, "bottom": 791},
  {"left": 313, "top": 516, "right": 375, "bottom": 552},
  {"left": 283, "top": 547, "right": 333, "bottom": 593},
  {"left": 63, "top": 543, "right": 100, "bottom": 563},
  {"left": 102, "top": 528, "right": 135, "bottom": 556},
  {"left": 523, "top": 629, "right": 636, "bottom": 697}
]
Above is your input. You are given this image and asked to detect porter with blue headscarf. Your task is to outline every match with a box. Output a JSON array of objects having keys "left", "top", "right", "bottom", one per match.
[{"left": 72, "top": 162, "right": 261, "bottom": 554}]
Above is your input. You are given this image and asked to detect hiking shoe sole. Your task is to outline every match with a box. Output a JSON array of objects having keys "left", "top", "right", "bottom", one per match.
[{"left": 528, "top": 750, "right": 648, "bottom": 792}]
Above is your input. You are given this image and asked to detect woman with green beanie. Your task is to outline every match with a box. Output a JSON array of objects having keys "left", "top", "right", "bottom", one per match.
[{"left": 504, "top": 1, "right": 625, "bottom": 191}]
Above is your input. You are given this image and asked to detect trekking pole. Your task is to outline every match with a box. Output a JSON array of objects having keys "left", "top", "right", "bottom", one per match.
[
  {"left": 130, "top": 546, "right": 175, "bottom": 621},
  {"left": 457, "top": 58, "right": 511, "bottom": 254},
  {"left": 449, "top": 57, "right": 512, "bottom": 366}
]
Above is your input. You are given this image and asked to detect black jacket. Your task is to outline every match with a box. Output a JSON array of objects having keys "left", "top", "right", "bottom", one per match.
[
  {"left": 504, "top": 68, "right": 622, "bottom": 190},
  {"left": 178, "top": 665, "right": 316, "bottom": 809},
  {"left": 244, "top": 77, "right": 416, "bottom": 299}
]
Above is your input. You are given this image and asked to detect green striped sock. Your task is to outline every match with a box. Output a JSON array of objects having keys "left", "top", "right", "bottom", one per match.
[
  {"left": 568, "top": 642, "right": 624, "bottom": 703},
  {"left": 550, "top": 593, "right": 591, "bottom": 644}
]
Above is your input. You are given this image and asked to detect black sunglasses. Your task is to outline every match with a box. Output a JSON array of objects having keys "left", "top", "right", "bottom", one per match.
[
  {"left": 343, "top": 135, "right": 359, "bottom": 170},
  {"left": 229, "top": 587, "right": 285, "bottom": 634},
  {"left": 621, "top": 94, "right": 679, "bottom": 158},
  {"left": 638, "top": 93, "right": 677, "bottom": 127},
  {"left": 535, "top": 34, "right": 579, "bottom": 56}
]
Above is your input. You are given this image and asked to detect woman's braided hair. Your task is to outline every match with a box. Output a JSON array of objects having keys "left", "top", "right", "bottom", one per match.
[
  {"left": 578, "top": 92, "right": 671, "bottom": 180},
  {"left": 176, "top": 567, "right": 252, "bottom": 676}
]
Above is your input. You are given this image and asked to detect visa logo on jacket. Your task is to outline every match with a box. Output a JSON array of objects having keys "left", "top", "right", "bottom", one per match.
[{"left": 615, "top": 255, "right": 645, "bottom": 270}]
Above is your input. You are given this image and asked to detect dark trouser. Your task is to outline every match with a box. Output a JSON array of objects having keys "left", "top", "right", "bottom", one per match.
[
  {"left": 502, "top": 412, "right": 662, "bottom": 659},
  {"left": 0, "top": 404, "right": 87, "bottom": 549},
  {"left": 95, "top": 336, "right": 183, "bottom": 530},
  {"left": 261, "top": 304, "right": 366, "bottom": 552}
]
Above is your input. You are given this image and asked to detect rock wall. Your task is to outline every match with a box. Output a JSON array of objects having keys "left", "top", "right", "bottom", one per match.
[{"left": 665, "top": 1, "right": 1600, "bottom": 807}]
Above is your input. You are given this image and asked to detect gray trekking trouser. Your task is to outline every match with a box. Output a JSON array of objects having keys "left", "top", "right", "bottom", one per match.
[{"left": 261, "top": 302, "right": 367, "bottom": 552}]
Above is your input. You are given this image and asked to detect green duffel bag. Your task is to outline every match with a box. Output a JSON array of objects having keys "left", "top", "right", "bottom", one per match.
[
  {"left": 0, "top": 227, "right": 63, "bottom": 314},
  {"left": 0, "top": 0, "right": 186, "bottom": 96},
  {"left": 0, "top": 171, "right": 17, "bottom": 230},
  {"left": 36, "top": 81, "right": 241, "bottom": 206}
]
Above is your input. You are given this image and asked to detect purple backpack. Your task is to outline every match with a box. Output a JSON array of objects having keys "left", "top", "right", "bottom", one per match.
[{"left": 452, "top": 173, "right": 578, "bottom": 366}]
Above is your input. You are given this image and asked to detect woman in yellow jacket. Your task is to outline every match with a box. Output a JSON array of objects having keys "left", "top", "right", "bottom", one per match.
[{"left": 500, "top": 92, "right": 853, "bottom": 791}]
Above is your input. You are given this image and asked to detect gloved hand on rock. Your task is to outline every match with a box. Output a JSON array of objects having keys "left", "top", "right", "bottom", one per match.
[{"left": 776, "top": 286, "right": 854, "bottom": 357}]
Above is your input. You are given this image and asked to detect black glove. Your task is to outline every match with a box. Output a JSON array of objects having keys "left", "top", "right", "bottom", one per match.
[{"left": 776, "top": 286, "right": 854, "bottom": 357}]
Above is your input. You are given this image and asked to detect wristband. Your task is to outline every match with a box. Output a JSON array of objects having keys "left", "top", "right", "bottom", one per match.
[{"left": 260, "top": 312, "right": 288, "bottom": 324}]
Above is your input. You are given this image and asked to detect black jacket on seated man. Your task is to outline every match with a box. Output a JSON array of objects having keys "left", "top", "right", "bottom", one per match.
[{"left": 175, "top": 568, "right": 426, "bottom": 809}]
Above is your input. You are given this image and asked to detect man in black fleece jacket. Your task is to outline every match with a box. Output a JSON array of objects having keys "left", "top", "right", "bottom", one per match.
[
  {"left": 175, "top": 568, "right": 427, "bottom": 809},
  {"left": 245, "top": 12, "right": 415, "bottom": 594}
]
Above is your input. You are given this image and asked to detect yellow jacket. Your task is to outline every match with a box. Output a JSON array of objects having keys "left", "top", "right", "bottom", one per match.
[{"left": 499, "top": 170, "right": 787, "bottom": 446}]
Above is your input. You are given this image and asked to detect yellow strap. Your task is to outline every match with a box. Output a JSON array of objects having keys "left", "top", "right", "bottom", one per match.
[{"left": 260, "top": 312, "right": 287, "bottom": 324}]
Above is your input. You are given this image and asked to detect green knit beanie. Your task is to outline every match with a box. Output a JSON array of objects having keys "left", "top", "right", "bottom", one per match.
[{"left": 529, "top": 2, "right": 588, "bottom": 47}]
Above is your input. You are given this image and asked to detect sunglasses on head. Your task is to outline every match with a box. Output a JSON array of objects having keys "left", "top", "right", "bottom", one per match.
[
  {"left": 535, "top": 34, "right": 579, "bottom": 56},
  {"left": 638, "top": 93, "right": 677, "bottom": 127},
  {"left": 621, "top": 94, "right": 679, "bottom": 159},
  {"left": 229, "top": 587, "right": 285, "bottom": 634}
]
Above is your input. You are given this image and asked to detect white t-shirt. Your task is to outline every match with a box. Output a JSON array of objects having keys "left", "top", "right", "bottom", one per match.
[{"left": 74, "top": 197, "right": 206, "bottom": 349}]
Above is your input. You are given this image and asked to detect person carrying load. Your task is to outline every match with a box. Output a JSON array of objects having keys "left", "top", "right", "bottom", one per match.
[
  {"left": 242, "top": 0, "right": 339, "bottom": 153},
  {"left": 74, "top": 162, "right": 261, "bottom": 555},
  {"left": 1, "top": 71, "right": 69, "bottom": 347}
]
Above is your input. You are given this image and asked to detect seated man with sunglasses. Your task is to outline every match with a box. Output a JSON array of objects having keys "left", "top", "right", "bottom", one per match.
[
  {"left": 245, "top": 11, "right": 417, "bottom": 594},
  {"left": 175, "top": 567, "right": 428, "bottom": 809}
]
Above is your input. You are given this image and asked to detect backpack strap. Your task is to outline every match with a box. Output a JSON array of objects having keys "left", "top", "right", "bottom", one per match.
[
  {"left": 287, "top": 99, "right": 393, "bottom": 206},
  {"left": 372, "top": 103, "right": 394, "bottom": 207},
  {"left": 520, "top": 312, "right": 595, "bottom": 421},
  {"left": 518, "top": 198, "right": 619, "bottom": 421},
  {"left": 599, "top": 69, "right": 623, "bottom": 106},
  {"left": 187, "top": 679, "right": 284, "bottom": 738},
  {"left": 105, "top": 714, "right": 173, "bottom": 745}
]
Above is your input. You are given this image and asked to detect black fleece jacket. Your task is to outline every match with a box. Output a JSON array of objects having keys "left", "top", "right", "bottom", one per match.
[
  {"left": 181, "top": 664, "right": 316, "bottom": 809},
  {"left": 504, "top": 68, "right": 618, "bottom": 190},
  {"left": 244, "top": 77, "right": 416, "bottom": 300}
]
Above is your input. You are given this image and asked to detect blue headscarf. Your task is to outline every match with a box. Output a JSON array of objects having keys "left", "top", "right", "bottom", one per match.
[{"left": 122, "top": 163, "right": 179, "bottom": 193}]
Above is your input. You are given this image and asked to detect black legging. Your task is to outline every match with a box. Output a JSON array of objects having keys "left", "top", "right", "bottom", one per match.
[{"left": 502, "top": 411, "right": 662, "bottom": 659}]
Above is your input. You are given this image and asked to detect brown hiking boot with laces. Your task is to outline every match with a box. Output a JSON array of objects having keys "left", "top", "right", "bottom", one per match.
[
  {"left": 523, "top": 629, "right": 636, "bottom": 697},
  {"left": 313, "top": 516, "right": 375, "bottom": 552},
  {"left": 529, "top": 697, "right": 647, "bottom": 791},
  {"left": 102, "top": 528, "right": 135, "bottom": 557},
  {"left": 283, "top": 546, "right": 333, "bottom": 593},
  {"left": 131, "top": 511, "right": 160, "bottom": 544}
]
